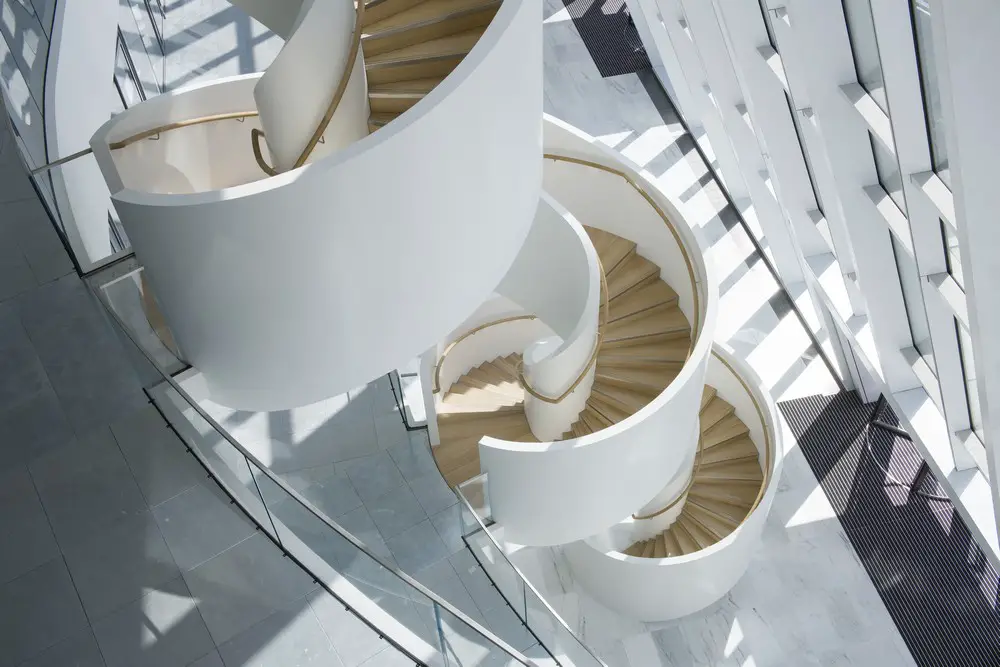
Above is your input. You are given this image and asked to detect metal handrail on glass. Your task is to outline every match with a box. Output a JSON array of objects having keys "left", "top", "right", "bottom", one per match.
[
  {"left": 456, "top": 474, "right": 610, "bottom": 667},
  {"left": 92, "top": 271, "right": 541, "bottom": 667}
]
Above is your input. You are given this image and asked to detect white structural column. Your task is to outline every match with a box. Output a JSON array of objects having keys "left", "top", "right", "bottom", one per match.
[
  {"left": 646, "top": 0, "right": 749, "bottom": 201},
  {"left": 937, "top": 0, "right": 1000, "bottom": 542},
  {"left": 676, "top": 0, "right": 802, "bottom": 282},
  {"left": 789, "top": 0, "right": 913, "bottom": 391}
]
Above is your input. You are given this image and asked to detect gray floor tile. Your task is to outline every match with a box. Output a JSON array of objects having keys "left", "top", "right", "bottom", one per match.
[
  {"left": 0, "top": 249, "right": 36, "bottom": 303},
  {"left": 0, "top": 466, "right": 58, "bottom": 585},
  {"left": 0, "top": 301, "right": 50, "bottom": 414},
  {"left": 374, "top": 413, "right": 409, "bottom": 451},
  {"left": 449, "top": 549, "right": 508, "bottom": 616},
  {"left": 430, "top": 505, "right": 467, "bottom": 556},
  {"left": 30, "top": 428, "right": 149, "bottom": 548},
  {"left": 182, "top": 533, "right": 318, "bottom": 645},
  {"left": 0, "top": 558, "right": 88, "bottom": 666},
  {"left": 292, "top": 468, "right": 363, "bottom": 519},
  {"left": 386, "top": 434, "right": 438, "bottom": 481},
  {"left": 407, "top": 471, "right": 457, "bottom": 516},
  {"left": 92, "top": 575, "right": 215, "bottom": 667},
  {"left": 188, "top": 649, "right": 225, "bottom": 667},
  {"left": 25, "top": 245, "right": 73, "bottom": 286},
  {"left": 414, "top": 559, "right": 483, "bottom": 623},
  {"left": 0, "top": 384, "right": 74, "bottom": 474},
  {"left": 307, "top": 589, "right": 391, "bottom": 667},
  {"left": 342, "top": 452, "right": 406, "bottom": 503},
  {"left": 218, "top": 597, "right": 343, "bottom": 667},
  {"left": 62, "top": 510, "right": 180, "bottom": 620},
  {"left": 335, "top": 505, "right": 393, "bottom": 561},
  {"left": 15, "top": 275, "right": 145, "bottom": 434},
  {"left": 358, "top": 647, "right": 418, "bottom": 667},
  {"left": 365, "top": 484, "right": 428, "bottom": 540},
  {"left": 111, "top": 404, "right": 202, "bottom": 507},
  {"left": 385, "top": 520, "right": 450, "bottom": 573},
  {"left": 152, "top": 482, "right": 255, "bottom": 571},
  {"left": 17, "top": 627, "right": 106, "bottom": 667}
]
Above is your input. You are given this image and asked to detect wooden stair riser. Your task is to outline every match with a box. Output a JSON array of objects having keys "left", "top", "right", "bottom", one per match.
[
  {"left": 587, "top": 394, "right": 631, "bottom": 425},
  {"left": 603, "top": 329, "right": 691, "bottom": 349},
  {"left": 685, "top": 507, "right": 732, "bottom": 542},
  {"left": 689, "top": 486, "right": 759, "bottom": 508},
  {"left": 697, "top": 436, "right": 758, "bottom": 466},
  {"left": 652, "top": 534, "right": 667, "bottom": 558},
  {"left": 607, "top": 281, "right": 679, "bottom": 324},
  {"left": 682, "top": 513, "right": 722, "bottom": 546},
  {"left": 670, "top": 521, "right": 700, "bottom": 554},
  {"left": 701, "top": 417, "right": 751, "bottom": 450},
  {"left": 699, "top": 386, "right": 718, "bottom": 412},
  {"left": 607, "top": 270, "right": 660, "bottom": 303},
  {"left": 685, "top": 499, "right": 741, "bottom": 531},
  {"left": 594, "top": 368, "right": 675, "bottom": 394},
  {"left": 592, "top": 383, "right": 657, "bottom": 413},
  {"left": 438, "top": 415, "right": 531, "bottom": 440},
  {"left": 608, "top": 302, "right": 683, "bottom": 330},
  {"left": 369, "top": 91, "right": 426, "bottom": 114},
  {"left": 362, "top": 0, "right": 427, "bottom": 27},
  {"left": 363, "top": 4, "right": 498, "bottom": 56},
  {"left": 640, "top": 539, "right": 656, "bottom": 558},
  {"left": 368, "top": 55, "right": 463, "bottom": 85},
  {"left": 579, "top": 408, "right": 610, "bottom": 432},
  {"left": 699, "top": 398, "right": 735, "bottom": 432}
]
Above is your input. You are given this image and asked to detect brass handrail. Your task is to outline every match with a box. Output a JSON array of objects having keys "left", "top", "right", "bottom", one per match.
[
  {"left": 253, "top": 0, "right": 367, "bottom": 174},
  {"left": 630, "top": 350, "right": 774, "bottom": 532},
  {"left": 27, "top": 110, "right": 260, "bottom": 175},
  {"left": 110, "top": 111, "right": 259, "bottom": 150},
  {"left": 432, "top": 315, "right": 538, "bottom": 394}
]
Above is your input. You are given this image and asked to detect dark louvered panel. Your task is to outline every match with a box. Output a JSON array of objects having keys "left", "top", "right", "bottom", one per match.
[
  {"left": 560, "top": 0, "right": 651, "bottom": 78},
  {"left": 778, "top": 392, "right": 1000, "bottom": 666}
]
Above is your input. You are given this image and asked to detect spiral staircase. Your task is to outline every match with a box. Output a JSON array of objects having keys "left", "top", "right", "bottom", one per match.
[{"left": 87, "top": 0, "right": 782, "bottom": 660}]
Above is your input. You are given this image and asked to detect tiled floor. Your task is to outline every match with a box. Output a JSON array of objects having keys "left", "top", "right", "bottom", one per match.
[{"left": 0, "top": 102, "right": 403, "bottom": 667}]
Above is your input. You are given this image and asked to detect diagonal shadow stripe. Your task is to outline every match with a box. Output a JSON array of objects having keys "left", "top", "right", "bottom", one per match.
[{"left": 559, "top": 0, "right": 651, "bottom": 78}]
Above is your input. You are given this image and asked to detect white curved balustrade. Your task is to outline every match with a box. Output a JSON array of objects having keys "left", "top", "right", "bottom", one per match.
[
  {"left": 90, "top": 0, "right": 542, "bottom": 412},
  {"left": 255, "top": 0, "right": 368, "bottom": 171},
  {"left": 562, "top": 344, "right": 783, "bottom": 622},
  {"left": 477, "top": 116, "right": 718, "bottom": 547},
  {"left": 496, "top": 192, "right": 601, "bottom": 440}
]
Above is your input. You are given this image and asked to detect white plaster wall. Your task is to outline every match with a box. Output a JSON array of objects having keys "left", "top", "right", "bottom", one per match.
[
  {"left": 92, "top": 0, "right": 542, "bottom": 411},
  {"left": 564, "top": 345, "right": 783, "bottom": 622},
  {"left": 436, "top": 318, "right": 553, "bottom": 395},
  {"left": 45, "top": 0, "right": 118, "bottom": 270}
]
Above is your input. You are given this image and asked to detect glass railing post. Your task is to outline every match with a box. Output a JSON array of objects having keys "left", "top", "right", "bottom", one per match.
[
  {"left": 433, "top": 602, "right": 448, "bottom": 666},
  {"left": 244, "top": 452, "right": 282, "bottom": 546}
]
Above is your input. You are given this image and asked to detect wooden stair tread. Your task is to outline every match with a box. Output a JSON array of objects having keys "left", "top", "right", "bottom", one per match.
[
  {"left": 702, "top": 414, "right": 750, "bottom": 449},
  {"left": 695, "top": 459, "right": 763, "bottom": 483},
  {"left": 700, "top": 396, "right": 735, "bottom": 432},
  {"left": 689, "top": 484, "right": 759, "bottom": 508},
  {"left": 606, "top": 254, "right": 660, "bottom": 301},
  {"left": 369, "top": 77, "right": 442, "bottom": 94},
  {"left": 364, "top": 0, "right": 498, "bottom": 35},
  {"left": 699, "top": 386, "right": 718, "bottom": 412},
  {"left": 680, "top": 514, "right": 719, "bottom": 548},
  {"left": 640, "top": 539, "right": 656, "bottom": 558},
  {"left": 684, "top": 507, "right": 730, "bottom": 541},
  {"left": 594, "top": 364, "right": 675, "bottom": 393},
  {"left": 652, "top": 534, "right": 667, "bottom": 558},
  {"left": 663, "top": 529, "right": 683, "bottom": 557},
  {"left": 591, "top": 382, "right": 655, "bottom": 415},
  {"left": 587, "top": 393, "right": 633, "bottom": 425},
  {"left": 585, "top": 227, "right": 636, "bottom": 275},
  {"left": 366, "top": 27, "right": 482, "bottom": 66},
  {"left": 597, "top": 339, "right": 690, "bottom": 368},
  {"left": 604, "top": 308, "right": 689, "bottom": 346},
  {"left": 686, "top": 498, "right": 742, "bottom": 530},
  {"left": 607, "top": 280, "right": 678, "bottom": 324},
  {"left": 579, "top": 406, "right": 611, "bottom": 432},
  {"left": 368, "top": 112, "right": 400, "bottom": 131},
  {"left": 670, "top": 520, "right": 699, "bottom": 555},
  {"left": 623, "top": 541, "right": 644, "bottom": 557},
  {"left": 363, "top": 0, "right": 427, "bottom": 27},
  {"left": 699, "top": 436, "right": 758, "bottom": 466}
]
